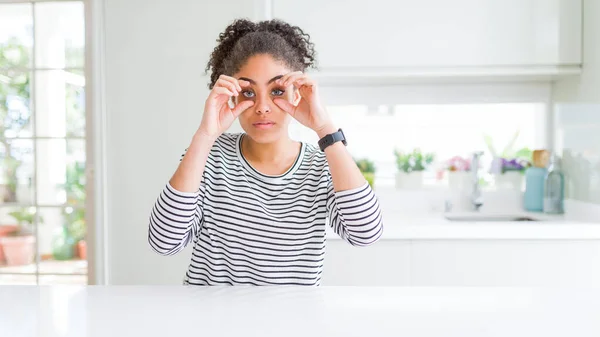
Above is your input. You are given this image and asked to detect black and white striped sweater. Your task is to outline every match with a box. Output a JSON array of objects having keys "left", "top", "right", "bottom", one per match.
[{"left": 148, "top": 132, "right": 383, "bottom": 285}]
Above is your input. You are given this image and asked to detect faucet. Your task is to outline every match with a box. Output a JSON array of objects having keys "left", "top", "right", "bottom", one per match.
[{"left": 470, "top": 151, "right": 484, "bottom": 211}]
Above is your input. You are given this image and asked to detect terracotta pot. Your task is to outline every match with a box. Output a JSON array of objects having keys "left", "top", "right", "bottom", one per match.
[
  {"left": 0, "top": 225, "right": 18, "bottom": 264},
  {"left": 0, "top": 235, "right": 35, "bottom": 266},
  {"left": 77, "top": 240, "right": 87, "bottom": 260}
]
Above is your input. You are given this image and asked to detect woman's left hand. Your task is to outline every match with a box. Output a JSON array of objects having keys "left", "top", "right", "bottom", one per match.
[{"left": 273, "top": 71, "right": 333, "bottom": 135}]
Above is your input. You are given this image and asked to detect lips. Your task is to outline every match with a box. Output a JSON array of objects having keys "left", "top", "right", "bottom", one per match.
[
  {"left": 252, "top": 120, "right": 275, "bottom": 130},
  {"left": 253, "top": 120, "right": 275, "bottom": 126}
]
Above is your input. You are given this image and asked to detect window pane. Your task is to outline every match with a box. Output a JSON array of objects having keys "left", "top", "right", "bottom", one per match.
[
  {"left": 34, "top": 2, "right": 85, "bottom": 68},
  {"left": 290, "top": 103, "right": 545, "bottom": 187},
  {"left": 0, "top": 70, "right": 33, "bottom": 138},
  {"left": 35, "top": 70, "right": 86, "bottom": 137},
  {"left": 39, "top": 274, "right": 86, "bottom": 285},
  {"left": 37, "top": 139, "right": 86, "bottom": 205},
  {"left": 0, "top": 139, "right": 34, "bottom": 204},
  {"left": 38, "top": 207, "right": 87, "bottom": 275},
  {"left": 0, "top": 206, "right": 39, "bottom": 272},
  {"left": 0, "top": 274, "right": 36, "bottom": 285},
  {"left": 0, "top": 3, "right": 33, "bottom": 69}
]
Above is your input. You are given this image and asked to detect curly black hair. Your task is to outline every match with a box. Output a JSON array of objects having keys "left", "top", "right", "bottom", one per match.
[{"left": 205, "top": 18, "right": 317, "bottom": 89}]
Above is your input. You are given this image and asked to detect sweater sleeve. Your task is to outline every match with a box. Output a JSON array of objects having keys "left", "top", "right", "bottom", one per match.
[
  {"left": 326, "top": 178, "right": 384, "bottom": 246},
  {"left": 148, "top": 150, "right": 205, "bottom": 256}
]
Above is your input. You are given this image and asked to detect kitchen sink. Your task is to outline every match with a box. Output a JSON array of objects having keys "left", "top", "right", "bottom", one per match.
[{"left": 444, "top": 213, "right": 539, "bottom": 222}]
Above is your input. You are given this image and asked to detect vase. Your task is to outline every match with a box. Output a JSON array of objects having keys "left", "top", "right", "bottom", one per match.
[
  {"left": 447, "top": 171, "right": 470, "bottom": 190},
  {"left": 0, "top": 235, "right": 35, "bottom": 266},
  {"left": 0, "top": 225, "right": 18, "bottom": 264},
  {"left": 495, "top": 171, "right": 523, "bottom": 190},
  {"left": 395, "top": 171, "right": 423, "bottom": 189},
  {"left": 51, "top": 227, "right": 76, "bottom": 261},
  {"left": 77, "top": 240, "right": 87, "bottom": 260}
]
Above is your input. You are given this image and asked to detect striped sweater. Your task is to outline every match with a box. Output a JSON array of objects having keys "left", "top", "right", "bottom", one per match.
[{"left": 148, "top": 132, "right": 384, "bottom": 285}]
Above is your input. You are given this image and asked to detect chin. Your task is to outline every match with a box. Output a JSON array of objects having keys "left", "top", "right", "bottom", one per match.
[{"left": 243, "top": 126, "right": 285, "bottom": 144}]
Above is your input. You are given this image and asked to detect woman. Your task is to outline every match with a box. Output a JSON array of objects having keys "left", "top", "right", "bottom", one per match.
[{"left": 148, "top": 18, "right": 383, "bottom": 286}]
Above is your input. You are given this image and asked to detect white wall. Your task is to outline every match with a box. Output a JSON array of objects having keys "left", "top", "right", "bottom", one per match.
[
  {"left": 102, "top": 0, "right": 259, "bottom": 284},
  {"left": 553, "top": 0, "right": 600, "bottom": 102},
  {"left": 97, "top": 0, "right": 564, "bottom": 285}
]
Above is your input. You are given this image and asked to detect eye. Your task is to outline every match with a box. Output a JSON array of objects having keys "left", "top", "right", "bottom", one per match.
[
  {"left": 271, "top": 88, "right": 285, "bottom": 96},
  {"left": 241, "top": 90, "right": 255, "bottom": 98}
]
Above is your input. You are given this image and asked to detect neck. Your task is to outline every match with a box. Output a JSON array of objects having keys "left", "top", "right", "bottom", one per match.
[{"left": 242, "top": 134, "right": 298, "bottom": 164}]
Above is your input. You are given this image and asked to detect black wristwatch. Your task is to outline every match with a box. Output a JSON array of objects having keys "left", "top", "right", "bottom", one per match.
[{"left": 318, "top": 128, "right": 347, "bottom": 151}]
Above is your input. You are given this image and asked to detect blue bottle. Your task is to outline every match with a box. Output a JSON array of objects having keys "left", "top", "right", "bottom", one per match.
[{"left": 524, "top": 167, "right": 547, "bottom": 212}]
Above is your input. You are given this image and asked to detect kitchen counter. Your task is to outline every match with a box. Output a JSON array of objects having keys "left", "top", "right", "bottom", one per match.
[
  {"left": 326, "top": 212, "right": 600, "bottom": 240},
  {"left": 2, "top": 286, "right": 600, "bottom": 337}
]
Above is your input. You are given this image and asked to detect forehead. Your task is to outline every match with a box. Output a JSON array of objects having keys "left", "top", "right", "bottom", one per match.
[{"left": 234, "top": 54, "right": 291, "bottom": 82}]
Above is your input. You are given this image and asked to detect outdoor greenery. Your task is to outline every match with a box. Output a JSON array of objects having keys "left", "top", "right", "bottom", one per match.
[{"left": 394, "top": 148, "right": 435, "bottom": 173}]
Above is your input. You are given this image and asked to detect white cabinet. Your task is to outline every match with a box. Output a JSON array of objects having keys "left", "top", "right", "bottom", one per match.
[
  {"left": 272, "top": 0, "right": 581, "bottom": 79},
  {"left": 410, "top": 240, "right": 600, "bottom": 286},
  {"left": 322, "top": 240, "right": 410, "bottom": 286},
  {"left": 323, "top": 239, "right": 600, "bottom": 286}
]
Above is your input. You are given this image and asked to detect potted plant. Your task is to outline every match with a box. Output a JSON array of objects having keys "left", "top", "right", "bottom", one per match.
[
  {"left": 354, "top": 158, "right": 376, "bottom": 188},
  {"left": 484, "top": 131, "right": 532, "bottom": 190},
  {"left": 394, "top": 148, "right": 435, "bottom": 189},
  {"left": 0, "top": 207, "right": 43, "bottom": 266},
  {"left": 442, "top": 155, "right": 471, "bottom": 190}
]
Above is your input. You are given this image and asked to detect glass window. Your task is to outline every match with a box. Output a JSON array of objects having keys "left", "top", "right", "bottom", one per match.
[
  {"left": 0, "top": 1, "right": 86, "bottom": 285},
  {"left": 290, "top": 103, "right": 546, "bottom": 188}
]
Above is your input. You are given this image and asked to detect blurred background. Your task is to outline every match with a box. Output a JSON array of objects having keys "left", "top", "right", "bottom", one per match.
[{"left": 0, "top": 0, "right": 598, "bottom": 286}]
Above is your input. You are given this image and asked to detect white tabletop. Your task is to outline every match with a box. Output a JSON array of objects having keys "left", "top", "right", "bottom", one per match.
[{"left": 2, "top": 286, "right": 600, "bottom": 337}]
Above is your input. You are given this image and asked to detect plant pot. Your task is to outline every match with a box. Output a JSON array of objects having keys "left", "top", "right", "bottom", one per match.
[
  {"left": 362, "top": 172, "right": 375, "bottom": 188},
  {"left": 77, "top": 240, "right": 87, "bottom": 260},
  {"left": 0, "top": 225, "right": 18, "bottom": 264},
  {"left": 495, "top": 171, "right": 523, "bottom": 190},
  {"left": 0, "top": 235, "right": 35, "bottom": 266},
  {"left": 395, "top": 171, "right": 423, "bottom": 189},
  {"left": 448, "top": 171, "right": 470, "bottom": 190}
]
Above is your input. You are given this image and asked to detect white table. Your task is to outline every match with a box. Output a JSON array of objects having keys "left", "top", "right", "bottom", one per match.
[{"left": 2, "top": 286, "right": 600, "bottom": 337}]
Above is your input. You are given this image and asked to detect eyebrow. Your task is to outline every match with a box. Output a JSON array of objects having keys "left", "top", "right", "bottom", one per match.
[{"left": 238, "top": 75, "right": 283, "bottom": 85}]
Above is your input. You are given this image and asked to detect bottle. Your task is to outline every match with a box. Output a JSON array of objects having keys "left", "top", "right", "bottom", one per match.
[
  {"left": 543, "top": 153, "right": 565, "bottom": 214},
  {"left": 524, "top": 150, "right": 549, "bottom": 212}
]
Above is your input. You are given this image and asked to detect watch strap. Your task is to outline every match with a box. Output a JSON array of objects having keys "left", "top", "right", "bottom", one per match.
[{"left": 318, "top": 129, "right": 347, "bottom": 151}]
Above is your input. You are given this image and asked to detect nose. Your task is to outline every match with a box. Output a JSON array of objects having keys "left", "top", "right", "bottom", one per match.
[{"left": 255, "top": 96, "right": 271, "bottom": 115}]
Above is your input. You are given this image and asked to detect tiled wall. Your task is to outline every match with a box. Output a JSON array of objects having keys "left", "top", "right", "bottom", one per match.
[{"left": 554, "top": 104, "right": 600, "bottom": 204}]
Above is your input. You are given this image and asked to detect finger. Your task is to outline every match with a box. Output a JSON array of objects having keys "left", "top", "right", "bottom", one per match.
[
  {"left": 211, "top": 86, "right": 235, "bottom": 98},
  {"left": 215, "top": 79, "right": 239, "bottom": 96},
  {"left": 232, "top": 100, "right": 254, "bottom": 117},
  {"left": 291, "top": 77, "right": 315, "bottom": 89},
  {"left": 273, "top": 98, "right": 296, "bottom": 116},
  {"left": 238, "top": 79, "right": 251, "bottom": 88},
  {"left": 218, "top": 74, "right": 242, "bottom": 92},
  {"left": 277, "top": 71, "right": 303, "bottom": 87}
]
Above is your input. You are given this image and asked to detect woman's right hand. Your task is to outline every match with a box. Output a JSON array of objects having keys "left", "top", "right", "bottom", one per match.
[{"left": 197, "top": 75, "right": 254, "bottom": 140}]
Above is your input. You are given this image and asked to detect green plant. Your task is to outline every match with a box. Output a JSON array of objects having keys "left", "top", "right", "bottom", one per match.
[
  {"left": 354, "top": 158, "right": 376, "bottom": 173},
  {"left": 59, "top": 161, "right": 86, "bottom": 242},
  {"left": 394, "top": 148, "right": 435, "bottom": 173},
  {"left": 483, "top": 130, "right": 532, "bottom": 162},
  {"left": 7, "top": 207, "right": 44, "bottom": 236},
  {"left": 1, "top": 39, "right": 32, "bottom": 203}
]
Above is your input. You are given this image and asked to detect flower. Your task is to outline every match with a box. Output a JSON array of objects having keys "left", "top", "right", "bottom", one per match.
[
  {"left": 500, "top": 158, "right": 531, "bottom": 173},
  {"left": 445, "top": 156, "right": 470, "bottom": 172}
]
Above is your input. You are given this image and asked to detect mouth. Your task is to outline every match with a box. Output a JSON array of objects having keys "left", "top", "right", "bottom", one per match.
[{"left": 252, "top": 121, "right": 276, "bottom": 130}]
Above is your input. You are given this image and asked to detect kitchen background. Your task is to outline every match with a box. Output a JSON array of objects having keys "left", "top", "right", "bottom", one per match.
[{"left": 0, "top": 0, "right": 599, "bottom": 286}]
